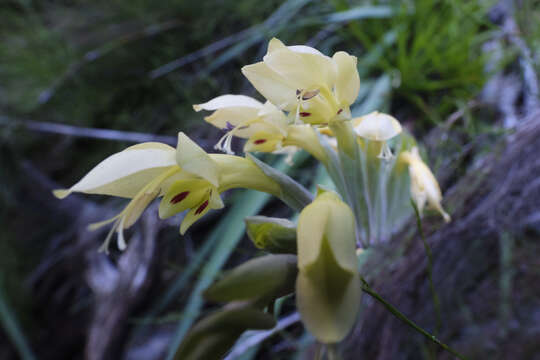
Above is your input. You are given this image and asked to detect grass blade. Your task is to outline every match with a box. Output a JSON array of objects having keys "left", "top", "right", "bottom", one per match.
[
  {"left": 165, "top": 158, "right": 294, "bottom": 360},
  {"left": 0, "top": 282, "right": 36, "bottom": 360}
]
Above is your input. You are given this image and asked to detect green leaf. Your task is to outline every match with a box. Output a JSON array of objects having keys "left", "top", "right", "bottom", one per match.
[
  {"left": 204, "top": 254, "right": 297, "bottom": 303},
  {"left": 245, "top": 216, "right": 297, "bottom": 254},
  {"left": 0, "top": 281, "right": 36, "bottom": 360},
  {"left": 166, "top": 157, "right": 298, "bottom": 360},
  {"left": 174, "top": 304, "right": 276, "bottom": 360},
  {"left": 247, "top": 154, "right": 313, "bottom": 211},
  {"left": 324, "top": 6, "right": 393, "bottom": 23}
]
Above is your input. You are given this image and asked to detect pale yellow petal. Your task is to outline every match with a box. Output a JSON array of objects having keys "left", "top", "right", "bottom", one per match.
[
  {"left": 209, "top": 187, "right": 224, "bottom": 209},
  {"left": 263, "top": 46, "right": 335, "bottom": 91},
  {"left": 405, "top": 147, "right": 450, "bottom": 222},
  {"left": 241, "top": 62, "right": 297, "bottom": 111},
  {"left": 180, "top": 199, "right": 212, "bottom": 235},
  {"left": 204, "top": 107, "right": 260, "bottom": 135},
  {"left": 53, "top": 146, "right": 176, "bottom": 199},
  {"left": 257, "top": 101, "right": 289, "bottom": 134},
  {"left": 267, "top": 37, "right": 287, "bottom": 53},
  {"left": 159, "top": 179, "right": 211, "bottom": 219},
  {"left": 296, "top": 270, "right": 360, "bottom": 343},
  {"left": 243, "top": 131, "right": 284, "bottom": 153},
  {"left": 332, "top": 51, "right": 360, "bottom": 106},
  {"left": 193, "top": 94, "right": 263, "bottom": 112},
  {"left": 353, "top": 111, "right": 402, "bottom": 141},
  {"left": 324, "top": 198, "right": 358, "bottom": 274},
  {"left": 297, "top": 201, "right": 329, "bottom": 270},
  {"left": 176, "top": 132, "right": 219, "bottom": 187}
]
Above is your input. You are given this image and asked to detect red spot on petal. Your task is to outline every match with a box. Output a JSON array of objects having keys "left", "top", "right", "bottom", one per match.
[
  {"left": 337, "top": 109, "right": 343, "bottom": 114},
  {"left": 299, "top": 112, "right": 311, "bottom": 117},
  {"left": 195, "top": 200, "right": 209, "bottom": 215},
  {"left": 171, "top": 191, "right": 189, "bottom": 204},
  {"left": 254, "top": 139, "right": 267, "bottom": 145}
]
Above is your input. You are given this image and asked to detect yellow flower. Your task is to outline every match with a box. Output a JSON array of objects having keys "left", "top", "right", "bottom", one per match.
[
  {"left": 296, "top": 190, "right": 361, "bottom": 343},
  {"left": 194, "top": 95, "right": 288, "bottom": 154},
  {"left": 400, "top": 147, "right": 451, "bottom": 222},
  {"left": 54, "top": 132, "right": 288, "bottom": 251},
  {"left": 241, "top": 38, "right": 360, "bottom": 125},
  {"left": 195, "top": 95, "right": 328, "bottom": 164},
  {"left": 352, "top": 111, "right": 402, "bottom": 160},
  {"left": 319, "top": 111, "right": 402, "bottom": 159},
  {"left": 53, "top": 141, "right": 180, "bottom": 252}
]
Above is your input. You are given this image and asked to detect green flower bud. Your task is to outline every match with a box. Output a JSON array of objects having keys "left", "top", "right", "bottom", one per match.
[{"left": 245, "top": 216, "right": 297, "bottom": 254}]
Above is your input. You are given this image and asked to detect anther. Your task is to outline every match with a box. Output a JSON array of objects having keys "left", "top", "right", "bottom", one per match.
[
  {"left": 254, "top": 139, "right": 267, "bottom": 145},
  {"left": 299, "top": 112, "right": 311, "bottom": 117}
]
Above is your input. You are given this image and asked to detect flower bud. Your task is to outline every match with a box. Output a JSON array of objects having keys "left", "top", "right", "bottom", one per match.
[{"left": 296, "top": 191, "right": 361, "bottom": 343}]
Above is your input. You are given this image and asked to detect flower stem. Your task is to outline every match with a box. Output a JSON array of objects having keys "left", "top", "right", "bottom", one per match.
[
  {"left": 360, "top": 277, "right": 468, "bottom": 360},
  {"left": 411, "top": 200, "right": 441, "bottom": 335}
]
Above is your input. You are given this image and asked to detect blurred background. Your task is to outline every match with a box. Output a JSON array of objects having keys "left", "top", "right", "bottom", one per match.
[{"left": 1, "top": 0, "right": 539, "bottom": 359}]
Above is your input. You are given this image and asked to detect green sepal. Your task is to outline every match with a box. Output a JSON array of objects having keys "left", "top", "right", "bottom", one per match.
[
  {"left": 174, "top": 304, "right": 276, "bottom": 360},
  {"left": 247, "top": 153, "right": 313, "bottom": 211},
  {"left": 204, "top": 254, "right": 298, "bottom": 304},
  {"left": 245, "top": 216, "right": 297, "bottom": 254}
]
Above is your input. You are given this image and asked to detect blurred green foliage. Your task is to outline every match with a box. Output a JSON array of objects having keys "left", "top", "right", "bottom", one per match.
[{"left": 334, "top": 0, "right": 494, "bottom": 125}]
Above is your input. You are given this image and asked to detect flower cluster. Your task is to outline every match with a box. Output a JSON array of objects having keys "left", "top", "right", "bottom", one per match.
[
  {"left": 54, "top": 38, "right": 453, "bottom": 349},
  {"left": 195, "top": 38, "right": 402, "bottom": 158},
  {"left": 54, "top": 37, "right": 450, "bottom": 253}
]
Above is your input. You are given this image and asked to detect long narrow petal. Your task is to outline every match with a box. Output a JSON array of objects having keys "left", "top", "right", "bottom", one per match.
[
  {"left": 176, "top": 132, "right": 219, "bottom": 187},
  {"left": 53, "top": 143, "right": 176, "bottom": 199},
  {"left": 193, "top": 94, "right": 264, "bottom": 111},
  {"left": 204, "top": 108, "right": 260, "bottom": 135}
]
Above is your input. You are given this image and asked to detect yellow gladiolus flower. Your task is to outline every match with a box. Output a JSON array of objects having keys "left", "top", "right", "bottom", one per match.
[
  {"left": 400, "top": 147, "right": 451, "bottom": 222},
  {"left": 241, "top": 38, "right": 360, "bottom": 125},
  {"left": 53, "top": 141, "right": 180, "bottom": 252},
  {"left": 54, "top": 131, "right": 290, "bottom": 251},
  {"left": 352, "top": 111, "right": 402, "bottom": 160},
  {"left": 194, "top": 95, "right": 288, "bottom": 154}
]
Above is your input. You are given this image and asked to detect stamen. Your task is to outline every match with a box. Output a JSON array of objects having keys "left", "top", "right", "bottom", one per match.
[
  {"left": 171, "top": 191, "right": 189, "bottom": 204},
  {"left": 195, "top": 200, "right": 209, "bottom": 215},
  {"left": 254, "top": 139, "right": 267, "bottom": 145},
  {"left": 214, "top": 131, "right": 235, "bottom": 155},
  {"left": 302, "top": 89, "right": 320, "bottom": 100},
  {"left": 299, "top": 112, "right": 311, "bottom": 117},
  {"left": 337, "top": 109, "right": 343, "bottom": 114},
  {"left": 116, "top": 216, "right": 127, "bottom": 251},
  {"left": 378, "top": 142, "right": 394, "bottom": 161}
]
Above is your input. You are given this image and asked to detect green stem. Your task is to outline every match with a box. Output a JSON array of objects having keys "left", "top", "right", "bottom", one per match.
[
  {"left": 360, "top": 278, "right": 468, "bottom": 360},
  {"left": 411, "top": 200, "right": 441, "bottom": 334},
  {"left": 327, "top": 344, "right": 342, "bottom": 360}
]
